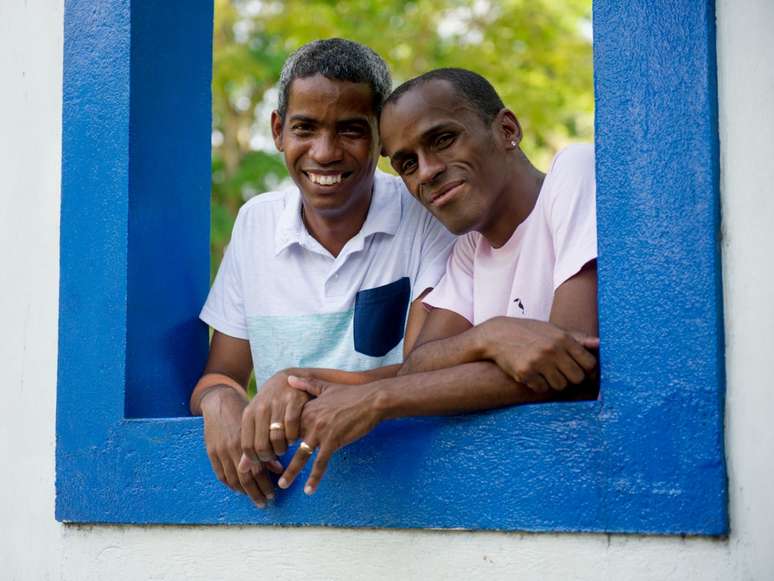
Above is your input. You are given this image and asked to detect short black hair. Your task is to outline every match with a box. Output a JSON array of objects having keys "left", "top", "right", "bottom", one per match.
[
  {"left": 385, "top": 68, "right": 505, "bottom": 124},
  {"left": 277, "top": 38, "right": 392, "bottom": 122}
]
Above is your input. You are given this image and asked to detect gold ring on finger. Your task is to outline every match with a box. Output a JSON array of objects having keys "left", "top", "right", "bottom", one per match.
[
  {"left": 299, "top": 441, "right": 314, "bottom": 454},
  {"left": 269, "top": 422, "right": 283, "bottom": 431}
]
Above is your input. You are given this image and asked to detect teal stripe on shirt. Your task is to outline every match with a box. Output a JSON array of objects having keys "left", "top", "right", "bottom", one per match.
[{"left": 247, "top": 309, "right": 403, "bottom": 389}]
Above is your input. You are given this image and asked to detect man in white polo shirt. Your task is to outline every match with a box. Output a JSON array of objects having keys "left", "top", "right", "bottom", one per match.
[
  {"left": 189, "top": 41, "right": 455, "bottom": 508},
  {"left": 274, "top": 68, "right": 600, "bottom": 496}
]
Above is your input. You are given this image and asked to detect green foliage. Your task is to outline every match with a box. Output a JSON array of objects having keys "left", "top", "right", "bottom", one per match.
[{"left": 210, "top": 0, "right": 593, "bottom": 273}]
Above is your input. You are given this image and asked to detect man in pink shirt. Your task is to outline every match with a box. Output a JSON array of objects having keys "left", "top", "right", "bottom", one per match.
[{"left": 257, "top": 68, "right": 600, "bottom": 496}]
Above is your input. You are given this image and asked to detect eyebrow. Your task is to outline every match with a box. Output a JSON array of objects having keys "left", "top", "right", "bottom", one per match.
[
  {"left": 336, "top": 117, "right": 371, "bottom": 126},
  {"left": 422, "top": 122, "right": 458, "bottom": 138},
  {"left": 287, "top": 115, "right": 317, "bottom": 125},
  {"left": 287, "top": 115, "right": 371, "bottom": 126}
]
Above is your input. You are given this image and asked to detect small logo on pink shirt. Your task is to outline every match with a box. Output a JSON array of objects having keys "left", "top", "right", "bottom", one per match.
[{"left": 513, "top": 297, "right": 525, "bottom": 314}]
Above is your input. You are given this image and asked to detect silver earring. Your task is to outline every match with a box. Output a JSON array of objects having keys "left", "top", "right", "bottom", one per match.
[{"left": 511, "top": 140, "right": 517, "bottom": 147}]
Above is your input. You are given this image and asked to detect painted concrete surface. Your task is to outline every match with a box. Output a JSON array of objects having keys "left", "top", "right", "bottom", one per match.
[
  {"left": 1, "top": 0, "right": 773, "bottom": 580},
  {"left": 716, "top": 0, "right": 774, "bottom": 574},
  {"left": 0, "top": 1, "right": 64, "bottom": 580},
  {"left": 56, "top": 0, "right": 725, "bottom": 534}
]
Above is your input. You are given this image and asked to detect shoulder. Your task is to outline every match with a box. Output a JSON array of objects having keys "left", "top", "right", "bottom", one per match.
[
  {"left": 542, "top": 144, "right": 596, "bottom": 207},
  {"left": 233, "top": 189, "right": 294, "bottom": 231},
  {"left": 236, "top": 189, "right": 289, "bottom": 219},
  {"left": 224, "top": 189, "right": 296, "bottom": 255},
  {"left": 547, "top": 143, "right": 595, "bottom": 182}
]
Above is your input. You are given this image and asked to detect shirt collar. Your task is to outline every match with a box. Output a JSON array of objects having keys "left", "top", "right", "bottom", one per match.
[
  {"left": 273, "top": 171, "right": 402, "bottom": 257},
  {"left": 274, "top": 187, "right": 305, "bottom": 256}
]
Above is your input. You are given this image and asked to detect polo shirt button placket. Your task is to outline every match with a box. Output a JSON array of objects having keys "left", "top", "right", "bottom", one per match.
[{"left": 325, "top": 270, "right": 341, "bottom": 297}]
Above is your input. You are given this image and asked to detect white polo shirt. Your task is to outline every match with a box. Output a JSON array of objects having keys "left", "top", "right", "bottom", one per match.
[{"left": 201, "top": 170, "right": 456, "bottom": 388}]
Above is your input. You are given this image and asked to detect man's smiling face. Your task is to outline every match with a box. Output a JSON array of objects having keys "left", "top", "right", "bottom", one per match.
[
  {"left": 380, "top": 79, "right": 510, "bottom": 236},
  {"left": 272, "top": 74, "right": 380, "bottom": 217}
]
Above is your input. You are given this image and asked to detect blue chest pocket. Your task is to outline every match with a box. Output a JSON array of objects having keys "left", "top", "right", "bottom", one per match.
[{"left": 353, "top": 277, "right": 411, "bottom": 357}]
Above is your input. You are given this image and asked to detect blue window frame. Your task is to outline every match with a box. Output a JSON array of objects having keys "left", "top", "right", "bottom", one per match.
[{"left": 57, "top": 0, "right": 727, "bottom": 533}]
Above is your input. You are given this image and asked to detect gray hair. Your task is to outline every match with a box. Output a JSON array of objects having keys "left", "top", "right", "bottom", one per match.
[{"left": 276, "top": 38, "right": 392, "bottom": 122}]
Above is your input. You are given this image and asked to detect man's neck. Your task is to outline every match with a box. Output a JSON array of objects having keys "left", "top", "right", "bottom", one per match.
[
  {"left": 301, "top": 189, "right": 373, "bottom": 257},
  {"left": 481, "top": 158, "right": 545, "bottom": 249}
]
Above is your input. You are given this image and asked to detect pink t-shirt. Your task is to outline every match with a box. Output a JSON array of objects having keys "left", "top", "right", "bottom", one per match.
[{"left": 423, "top": 143, "right": 597, "bottom": 325}]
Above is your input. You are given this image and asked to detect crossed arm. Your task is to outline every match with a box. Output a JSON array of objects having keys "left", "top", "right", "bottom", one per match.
[
  {"left": 275, "top": 260, "right": 599, "bottom": 494},
  {"left": 193, "top": 261, "right": 599, "bottom": 503}
]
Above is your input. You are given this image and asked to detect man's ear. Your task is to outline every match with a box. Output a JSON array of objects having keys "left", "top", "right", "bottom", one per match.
[
  {"left": 494, "top": 108, "right": 523, "bottom": 150},
  {"left": 270, "top": 110, "right": 284, "bottom": 152}
]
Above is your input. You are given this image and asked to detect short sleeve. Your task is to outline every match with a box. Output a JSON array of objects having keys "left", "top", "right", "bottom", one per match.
[
  {"left": 199, "top": 211, "right": 249, "bottom": 340},
  {"left": 411, "top": 212, "right": 457, "bottom": 301},
  {"left": 422, "top": 233, "right": 477, "bottom": 324},
  {"left": 549, "top": 144, "right": 598, "bottom": 290}
]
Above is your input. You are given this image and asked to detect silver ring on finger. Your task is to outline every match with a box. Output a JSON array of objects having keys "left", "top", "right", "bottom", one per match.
[
  {"left": 299, "top": 441, "right": 315, "bottom": 454},
  {"left": 269, "top": 422, "right": 283, "bottom": 431}
]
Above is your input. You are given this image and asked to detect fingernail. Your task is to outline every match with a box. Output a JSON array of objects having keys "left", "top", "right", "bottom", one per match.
[
  {"left": 304, "top": 485, "right": 314, "bottom": 495},
  {"left": 255, "top": 502, "right": 266, "bottom": 509},
  {"left": 266, "top": 493, "right": 275, "bottom": 500},
  {"left": 278, "top": 477, "right": 288, "bottom": 489}
]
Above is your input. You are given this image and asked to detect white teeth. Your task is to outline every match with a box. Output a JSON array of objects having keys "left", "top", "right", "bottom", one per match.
[{"left": 308, "top": 173, "right": 343, "bottom": 186}]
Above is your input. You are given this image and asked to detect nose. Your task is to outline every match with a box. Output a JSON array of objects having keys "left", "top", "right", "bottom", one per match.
[
  {"left": 417, "top": 151, "right": 446, "bottom": 194},
  {"left": 309, "top": 132, "right": 343, "bottom": 165}
]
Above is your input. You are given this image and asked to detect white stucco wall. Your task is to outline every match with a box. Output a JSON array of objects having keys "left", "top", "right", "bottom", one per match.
[{"left": 1, "top": 0, "right": 772, "bottom": 579}]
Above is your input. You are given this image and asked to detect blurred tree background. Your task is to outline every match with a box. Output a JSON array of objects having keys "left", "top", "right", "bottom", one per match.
[{"left": 211, "top": 0, "right": 594, "bottom": 273}]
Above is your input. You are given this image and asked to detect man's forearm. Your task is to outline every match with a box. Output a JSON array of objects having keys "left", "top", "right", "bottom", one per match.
[
  {"left": 375, "top": 361, "right": 548, "bottom": 420},
  {"left": 190, "top": 373, "right": 248, "bottom": 415},
  {"left": 286, "top": 364, "right": 401, "bottom": 386},
  {"left": 277, "top": 360, "right": 553, "bottom": 494},
  {"left": 400, "top": 326, "right": 486, "bottom": 376}
]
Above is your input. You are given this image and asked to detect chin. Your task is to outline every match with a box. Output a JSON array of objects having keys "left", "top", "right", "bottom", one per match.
[
  {"left": 429, "top": 206, "right": 472, "bottom": 235},
  {"left": 438, "top": 216, "right": 476, "bottom": 236}
]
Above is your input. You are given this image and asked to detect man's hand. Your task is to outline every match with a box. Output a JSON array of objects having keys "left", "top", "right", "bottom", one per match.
[
  {"left": 277, "top": 376, "right": 383, "bottom": 495},
  {"left": 478, "top": 317, "right": 599, "bottom": 393},
  {"left": 240, "top": 371, "right": 312, "bottom": 464},
  {"left": 201, "top": 386, "right": 281, "bottom": 508}
]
